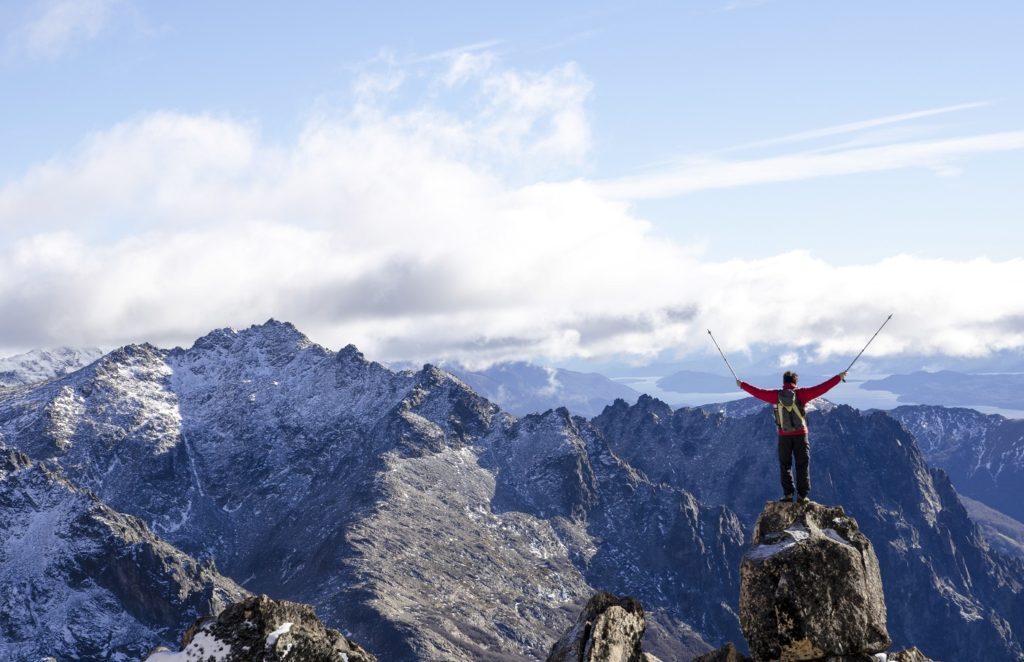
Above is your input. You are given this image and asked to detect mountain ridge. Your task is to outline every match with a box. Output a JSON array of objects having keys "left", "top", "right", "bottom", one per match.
[{"left": 1, "top": 321, "right": 1022, "bottom": 660}]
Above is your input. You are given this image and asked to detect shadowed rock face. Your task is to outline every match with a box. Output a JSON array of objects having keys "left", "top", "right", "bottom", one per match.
[
  {"left": 594, "top": 398, "right": 1024, "bottom": 661},
  {"left": 0, "top": 449, "right": 247, "bottom": 660},
  {"left": 692, "top": 642, "right": 751, "bottom": 661},
  {"left": 888, "top": 405, "right": 1024, "bottom": 523},
  {"left": 146, "top": 594, "right": 376, "bottom": 661},
  {"left": 740, "top": 502, "right": 890, "bottom": 661},
  {"left": 546, "top": 592, "right": 660, "bottom": 662}
]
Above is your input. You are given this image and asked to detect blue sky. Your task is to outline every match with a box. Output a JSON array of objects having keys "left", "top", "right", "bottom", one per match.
[{"left": 1, "top": 1, "right": 1022, "bottom": 367}]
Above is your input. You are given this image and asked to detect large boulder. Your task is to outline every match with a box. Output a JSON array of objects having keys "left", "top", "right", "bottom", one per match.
[
  {"left": 145, "top": 594, "right": 376, "bottom": 661},
  {"left": 740, "top": 502, "right": 891, "bottom": 661},
  {"left": 692, "top": 641, "right": 751, "bottom": 661},
  {"left": 547, "top": 592, "right": 662, "bottom": 662}
]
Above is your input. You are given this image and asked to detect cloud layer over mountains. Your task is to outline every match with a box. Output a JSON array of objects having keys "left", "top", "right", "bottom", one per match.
[{"left": 2, "top": 50, "right": 1022, "bottom": 365}]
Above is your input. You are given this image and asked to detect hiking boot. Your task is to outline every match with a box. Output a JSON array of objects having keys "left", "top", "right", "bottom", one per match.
[
  {"left": 797, "top": 496, "right": 810, "bottom": 505},
  {"left": 778, "top": 494, "right": 794, "bottom": 503}
]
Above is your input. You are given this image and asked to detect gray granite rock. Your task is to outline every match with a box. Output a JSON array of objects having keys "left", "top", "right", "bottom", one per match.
[
  {"left": 147, "top": 594, "right": 376, "bottom": 661},
  {"left": 739, "top": 501, "right": 890, "bottom": 661},
  {"left": 547, "top": 592, "right": 661, "bottom": 662},
  {"left": 692, "top": 641, "right": 751, "bottom": 661}
]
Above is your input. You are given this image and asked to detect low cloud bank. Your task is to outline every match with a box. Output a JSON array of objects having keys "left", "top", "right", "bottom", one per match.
[{"left": 1, "top": 53, "right": 1021, "bottom": 365}]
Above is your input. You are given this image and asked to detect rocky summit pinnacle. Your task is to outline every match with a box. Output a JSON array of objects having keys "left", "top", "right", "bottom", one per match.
[
  {"left": 699, "top": 498, "right": 939, "bottom": 662},
  {"left": 546, "top": 592, "right": 661, "bottom": 662},
  {"left": 740, "top": 501, "right": 891, "bottom": 661}
]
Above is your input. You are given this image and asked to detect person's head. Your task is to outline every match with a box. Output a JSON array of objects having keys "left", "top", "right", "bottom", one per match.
[{"left": 783, "top": 371, "right": 799, "bottom": 386}]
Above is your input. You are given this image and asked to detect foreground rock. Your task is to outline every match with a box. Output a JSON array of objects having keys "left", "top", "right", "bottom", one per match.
[
  {"left": 691, "top": 642, "right": 934, "bottom": 662},
  {"left": 146, "top": 594, "right": 376, "bottom": 661},
  {"left": 547, "top": 592, "right": 662, "bottom": 662},
  {"left": 692, "top": 641, "right": 751, "bottom": 661},
  {"left": 740, "top": 501, "right": 891, "bottom": 661}
]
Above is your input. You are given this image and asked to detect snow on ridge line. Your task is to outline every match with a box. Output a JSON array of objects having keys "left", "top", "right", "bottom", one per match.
[
  {"left": 143, "top": 627, "right": 230, "bottom": 661},
  {"left": 266, "top": 621, "right": 294, "bottom": 647}
]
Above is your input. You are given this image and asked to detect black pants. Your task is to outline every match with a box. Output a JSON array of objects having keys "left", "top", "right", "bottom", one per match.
[{"left": 778, "top": 434, "right": 810, "bottom": 498}]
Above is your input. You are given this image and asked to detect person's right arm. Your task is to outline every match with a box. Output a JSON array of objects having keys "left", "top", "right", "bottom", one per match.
[{"left": 737, "top": 380, "right": 777, "bottom": 403}]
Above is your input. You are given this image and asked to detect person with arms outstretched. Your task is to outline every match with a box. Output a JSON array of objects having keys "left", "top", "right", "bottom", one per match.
[{"left": 736, "top": 370, "right": 846, "bottom": 504}]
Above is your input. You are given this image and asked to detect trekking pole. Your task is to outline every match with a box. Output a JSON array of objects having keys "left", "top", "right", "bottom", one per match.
[
  {"left": 707, "top": 329, "right": 739, "bottom": 383},
  {"left": 844, "top": 313, "right": 893, "bottom": 375}
]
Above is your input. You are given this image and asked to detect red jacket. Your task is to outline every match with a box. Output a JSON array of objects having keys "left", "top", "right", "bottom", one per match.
[{"left": 738, "top": 374, "right": 843, "bottom": 436}]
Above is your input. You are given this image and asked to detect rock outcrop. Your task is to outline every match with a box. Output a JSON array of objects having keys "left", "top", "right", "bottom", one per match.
[
  {"left": 740, "top": 501, "right": 890, "bottom": 660},
  {"left": 146, "top": 594, "right": 376, "bottom": 661},
  {"left": 693, "top": 641, "right": 751, "bottom": 661},
  {"left": 547, "top": 592, "right": 662, "bottom": 662}
]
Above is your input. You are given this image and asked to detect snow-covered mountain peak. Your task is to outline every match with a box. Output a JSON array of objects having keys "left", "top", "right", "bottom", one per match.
[
  {"left": 416, "top": 362, "right": 454, "bottom": 385},
  {"left": 186, "top": 326, "right": 238, "bottom": 352},
  {"left": 448, "top": 361, "right": 640, "bottom": 418},
  {"left": 337, "top": 343, "right": 366, "bottom": 363},
  {"left": 515, "top": 405, "right": 578, "bottom": 436},
  {"left": 236, "top": 318, "right": 316, "bottom": 350},
  {"left": 181, "top": 319, "right": 319, "bottom": 360},
  {"left": 0, "top": 347, "right": 104, "bottom": 389}
]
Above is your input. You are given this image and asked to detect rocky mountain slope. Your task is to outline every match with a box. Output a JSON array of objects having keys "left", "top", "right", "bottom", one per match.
[
  {"left": 593, "top": 396, "right": 1024, "bottom": 661},
  {"left": 960, "top": 495, "right": 1024, "bottom": 561},
  {"left": 0, "top": 321, "right": 739, "bottom": 660},
  {"left": 888, "top": 405, "right": 1024, "bottom": 523},
  {"left": 0, "top": 447, "right": 246, "bottom": 660}
]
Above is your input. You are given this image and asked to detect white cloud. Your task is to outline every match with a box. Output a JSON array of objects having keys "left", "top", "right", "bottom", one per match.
[
  {"left": 14, "top": 0, "right": 123, "bottom": 59},
  {"left": 443, "top": 51, "right": 497, "bottom": 87},
  {"left": 778, "top": 352, "right": 800, "bottom": 368},
  {"left": 1, "top": 53, "right": 1023, "bottom": 365},
  {"left": 600, "top": 131, "right": 1024, "bottom": 199},
  {"left": 719, "top": 101, "right": 991, "bottom": 153}
]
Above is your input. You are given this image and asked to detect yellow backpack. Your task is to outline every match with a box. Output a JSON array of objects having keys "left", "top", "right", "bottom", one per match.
[{"left": 775, "top": 389, "right": 806, "bottom": 432}]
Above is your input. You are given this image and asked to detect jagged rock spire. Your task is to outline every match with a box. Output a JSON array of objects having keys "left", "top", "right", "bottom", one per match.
[
  {"left": 546, "top": 592, "right": 661, "bottom": 662},
  {"left": 740, "top": 501, "right": 890, "bottom": 660}
]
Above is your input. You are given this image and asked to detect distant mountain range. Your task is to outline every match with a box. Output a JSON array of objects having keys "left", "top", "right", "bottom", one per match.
[
  {"left": 887, "top": 405, "right": 1024, "bottom": 523},
  {"left": 447, "top": 361, "right": 640, "bottom": 417},
  {"left": 1, "top": 325, "right": 1023, "bottom": 660},
  {"left": 656, "top": 370, "right": 834, "bottom": 394},
  {"left": 863, "top": 370, "right": 1024, "bottom": 411},
  {"left": 0, "top": 347, "right": 103, "bottom": 389}
]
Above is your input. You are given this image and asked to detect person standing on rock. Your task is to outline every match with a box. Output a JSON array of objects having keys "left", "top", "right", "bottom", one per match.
[{"left": 736, "top": 370, "right": 846, "bottom": 504}]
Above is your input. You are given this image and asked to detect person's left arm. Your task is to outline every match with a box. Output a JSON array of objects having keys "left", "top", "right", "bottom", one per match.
[{"left": 797, "top": 371, "right": 847, "bottom": 401}]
